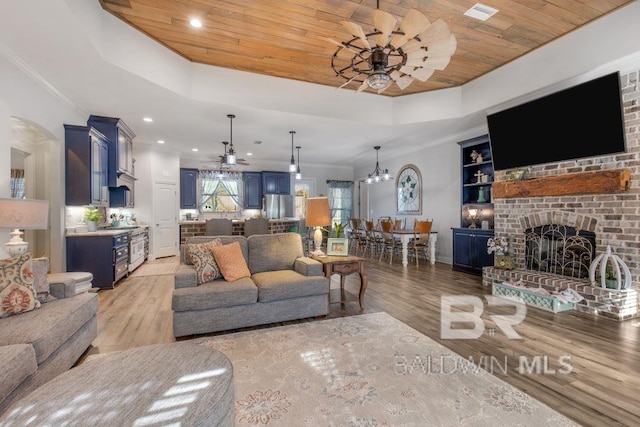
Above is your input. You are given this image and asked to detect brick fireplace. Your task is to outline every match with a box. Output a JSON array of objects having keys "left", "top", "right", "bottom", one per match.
[{"left": 482, "top": 69, "right": 640, "bottom": 321}]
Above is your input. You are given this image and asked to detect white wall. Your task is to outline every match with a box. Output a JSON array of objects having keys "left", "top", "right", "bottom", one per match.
[
  {"left": 0, "top": 101, "right": 10, "bottom": 259},
  {"left": 0, "top": 54, "right": 86, "bottom": 271},
  {"left": 354, "top": 138, "right": 461, "bottom": 264}
]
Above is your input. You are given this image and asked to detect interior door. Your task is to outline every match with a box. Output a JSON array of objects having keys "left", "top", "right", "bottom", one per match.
[{"left": 153, "top": 181, "right": 178, "bottom": 258}]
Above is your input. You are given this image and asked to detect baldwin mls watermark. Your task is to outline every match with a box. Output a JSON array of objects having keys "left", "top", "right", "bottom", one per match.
[
  {"left": 390, "top": 295, "right": 574, "bottom": 376},
  {"left": 394, "top": 354, "right": 573, "bottom": 376}
]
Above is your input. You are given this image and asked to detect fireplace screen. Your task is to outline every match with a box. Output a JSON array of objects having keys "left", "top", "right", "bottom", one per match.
[{"left": 524, "top": 224, "right": 595, "bottom": 279}]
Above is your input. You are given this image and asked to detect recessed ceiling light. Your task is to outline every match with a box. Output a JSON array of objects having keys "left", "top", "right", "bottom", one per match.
[
  {"left": 143, "top": 117, "right": 153, "bottom": 122},
  {"left": 190, "top": 19, "right": 202, "bottom": 28},
  {"left": 192, "top": 148, "right": 198, "bottom": 152},
  {"left": 157, "top": 140, "right": 165, "bottom": 144},
  {"left": 246, "top": 152, "right": 253, "bottom": 156}
]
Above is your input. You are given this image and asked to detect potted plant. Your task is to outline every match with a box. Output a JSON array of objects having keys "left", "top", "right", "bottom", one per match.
[
  {"left": 85, "top": 207, "right": 103, "bottom": 232},
  {"left": 604, "top": 265, "right": 618, "bottom": 289},
  {"left": 333, "top": 222, "right": 345, "bottom": 238}
]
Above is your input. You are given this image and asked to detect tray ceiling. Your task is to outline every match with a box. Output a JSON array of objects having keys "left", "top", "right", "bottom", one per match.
[{"left": 99, "top": 0, "right": 632, "bottom": 97}]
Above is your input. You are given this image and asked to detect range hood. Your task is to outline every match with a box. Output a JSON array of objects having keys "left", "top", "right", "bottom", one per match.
[{"left": 111, "top": 172, "right": 135, "bottom": 191}]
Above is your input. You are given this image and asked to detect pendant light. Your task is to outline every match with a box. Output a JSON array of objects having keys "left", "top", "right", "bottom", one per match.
[
  {"left": 289, "top": 130, "right": 297, "bottom": 172},
  {"left": 366, "top": 145, "right": 391, "bottom": 184},
  {"left": 295, "top": 145, "right": 302, "bottom": 180},
  {"left": 226, "top": 114, "right": 237, "bottom": 165}
]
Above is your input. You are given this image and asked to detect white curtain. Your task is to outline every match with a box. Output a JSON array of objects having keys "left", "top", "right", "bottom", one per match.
[
  {"left": 198, "top": 170, "right": 243, "bottom": 212},
  {"left": 327, "top": 180, "right": 354, "bottom": 227}
]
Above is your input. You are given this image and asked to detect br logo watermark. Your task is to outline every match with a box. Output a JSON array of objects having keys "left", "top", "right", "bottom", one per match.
[{"left": 440, "top": 295, "right": 526, "bottom": 340}]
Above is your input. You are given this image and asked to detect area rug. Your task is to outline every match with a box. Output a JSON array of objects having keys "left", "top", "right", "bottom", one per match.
[
  {"left": 195, "top": 312, "right": 579, "bottom": 426},
  {"left": 127, "top": 262, "right": 178, "bottom": 277}
]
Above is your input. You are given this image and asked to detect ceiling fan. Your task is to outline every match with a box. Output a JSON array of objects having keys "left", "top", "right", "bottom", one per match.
[{"left": 324, "top": 0, "right": 456, "bottom": 93}]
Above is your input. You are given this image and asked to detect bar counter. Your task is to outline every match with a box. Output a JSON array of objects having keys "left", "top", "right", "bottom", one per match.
[{"left": 179, "top": 218, "right": 300, "bottom": 244}]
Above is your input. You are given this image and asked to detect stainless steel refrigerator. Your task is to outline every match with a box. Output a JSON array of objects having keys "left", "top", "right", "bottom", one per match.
[{"left": 264, "top": 194, "right": 294, "bottom": 219}]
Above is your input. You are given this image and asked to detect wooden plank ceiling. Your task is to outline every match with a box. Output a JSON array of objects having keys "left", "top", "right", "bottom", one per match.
[{"left": 99, "top": 0, "right": 632, "bottom": 97}]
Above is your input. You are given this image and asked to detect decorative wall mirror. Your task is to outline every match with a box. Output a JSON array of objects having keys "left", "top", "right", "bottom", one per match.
[{"left": 396, "top": 164, "right": 422, "bottom": 214}]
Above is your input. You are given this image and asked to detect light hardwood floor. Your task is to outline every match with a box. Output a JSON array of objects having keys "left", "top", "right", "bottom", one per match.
[{"left": 87, "top": 256, "right": 640, "bottom": 427}]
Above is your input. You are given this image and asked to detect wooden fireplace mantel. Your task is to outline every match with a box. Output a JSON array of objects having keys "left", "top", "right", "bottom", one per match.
[{"left": 492, "top": 169, "right": 631, "bottom": 199}]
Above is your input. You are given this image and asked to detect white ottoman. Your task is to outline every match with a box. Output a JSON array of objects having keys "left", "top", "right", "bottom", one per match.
[{"left": 0, "top": 342, "right": 234, "bottom": 426}]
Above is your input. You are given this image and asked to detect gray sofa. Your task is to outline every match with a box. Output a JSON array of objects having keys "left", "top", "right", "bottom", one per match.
[
  {"left": 0, "top": 277, "right": 98, "bottom": 414},
  {"left": 173, "top": 233, "right": 329, "bottom": 337}
]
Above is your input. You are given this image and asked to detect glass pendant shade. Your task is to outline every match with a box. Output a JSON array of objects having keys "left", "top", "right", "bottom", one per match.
[{"left": 366, "top": 72, "right": 391, "bottom": 90}]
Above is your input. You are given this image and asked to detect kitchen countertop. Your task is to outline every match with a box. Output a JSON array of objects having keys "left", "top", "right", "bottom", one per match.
[
  {"left": 67, "top": 224, "right": 149, "bottom": 237},
  {"left": 179, "top": 218, "right": 299, "bottom": 225}
]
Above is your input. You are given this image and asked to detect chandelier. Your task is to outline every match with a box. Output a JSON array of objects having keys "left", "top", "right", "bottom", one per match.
[
  {"left": 366, "top": 146, "right": 391, "bottom": 184},
  {"left": 325, "top": 0, "right": 456, "bottom": 93}
]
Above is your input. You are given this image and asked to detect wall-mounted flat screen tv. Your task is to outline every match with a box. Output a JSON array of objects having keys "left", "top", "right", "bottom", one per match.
[{"left": 487, "top": 72, "right": 626, "bottom": 171}]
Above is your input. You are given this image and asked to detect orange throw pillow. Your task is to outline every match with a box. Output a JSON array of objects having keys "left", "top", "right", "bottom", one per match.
[{"left": 212, "top": 241, "right": 251, "bottom": 282}]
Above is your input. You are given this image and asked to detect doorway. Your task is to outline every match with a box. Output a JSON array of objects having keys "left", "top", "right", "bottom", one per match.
[{"left": 153, "top": 181, "right": 178, "bottom": 258}]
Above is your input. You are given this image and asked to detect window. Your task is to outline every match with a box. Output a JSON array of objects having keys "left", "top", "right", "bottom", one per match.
[
  {"left": 10, "top": 169, "right": 25, "bottom": 199},
  {"left": 198, "top": 170, "right": 243, "bottom": 213},
  {"left": 327, "top": 180, "right": 353, "bottom": 227}
]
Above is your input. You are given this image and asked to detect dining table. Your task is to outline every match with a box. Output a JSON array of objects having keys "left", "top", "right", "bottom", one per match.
[{"left": 391, "top": 230, "right": 438, "bottom": 267}]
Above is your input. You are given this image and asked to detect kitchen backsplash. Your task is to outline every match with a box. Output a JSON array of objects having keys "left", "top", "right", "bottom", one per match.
[{"left": 65, "top": 206, "right": 137, "bottom": 229}]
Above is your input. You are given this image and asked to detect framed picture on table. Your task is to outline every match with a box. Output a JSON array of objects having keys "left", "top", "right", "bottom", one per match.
[
  {"left": 396, "top": 164, "right": 422, "bottom": 215},
  {"left": 327, "top": 238, "right": 349, "bottom": 256}
]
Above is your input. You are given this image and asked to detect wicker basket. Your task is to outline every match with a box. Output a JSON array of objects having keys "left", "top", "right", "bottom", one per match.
[{"left": 492, "top": 282, "right": 574, "bottom": 313}]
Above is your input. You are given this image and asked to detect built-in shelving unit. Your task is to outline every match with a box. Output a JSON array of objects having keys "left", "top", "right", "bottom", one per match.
[{"left": 453, "top": 135, "right": 495, "bottom": 275}]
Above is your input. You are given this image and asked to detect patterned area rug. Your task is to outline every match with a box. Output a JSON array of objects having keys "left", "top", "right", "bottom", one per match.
[{"left": 195, "top": 312, "right": 578, "bottom": 426}]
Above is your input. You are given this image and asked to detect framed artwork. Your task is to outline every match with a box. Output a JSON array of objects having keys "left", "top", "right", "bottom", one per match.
[
  {"left": 327, "top": 238, "right": 349, "bottom": 256},
  {"left": 396, "top": 164, "right": 422, "bottom": 215}
]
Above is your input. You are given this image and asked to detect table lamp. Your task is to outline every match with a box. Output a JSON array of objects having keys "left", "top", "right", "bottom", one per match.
[
  {"left": 0, "top": 198, "right": 49, "bottom": 257},
  {"left": 305, "top": 197, "right": 331, "bottom": 256},
  {"left": 468, "top": 208, "right": 478, "bottom": 228}
]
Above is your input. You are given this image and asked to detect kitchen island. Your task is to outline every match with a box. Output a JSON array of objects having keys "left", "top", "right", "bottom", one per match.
[{"left": 179, "top": 218, "right": 300, "bottom": 244}]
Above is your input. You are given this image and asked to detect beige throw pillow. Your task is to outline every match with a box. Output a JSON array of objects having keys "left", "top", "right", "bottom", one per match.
[
  {"left": 187, "top": 239, "right": 224, "bottom": 285},
  {"left": 212, "top": 241, "right": 251, "bottom": 282},
  {"left": 0, "top": 253, "right": 41, "bottom": 318}
]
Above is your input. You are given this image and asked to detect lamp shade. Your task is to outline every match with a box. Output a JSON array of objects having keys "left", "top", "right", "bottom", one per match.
[
  {"left": 0, "top": 198, "right": 49, "bottom": 229},
  {"left": 305, "top": 197, "right": 331, "bottom": 227}
]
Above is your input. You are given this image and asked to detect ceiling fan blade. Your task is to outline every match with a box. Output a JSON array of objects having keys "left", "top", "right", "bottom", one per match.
[
  {"left": 321, "top": 37, "right": 362, "bottom": 55},
  {"left": 373, "top": 9, "right": 397, "bottom": 47},
  {"left": 401, "top": 9, "right": 431, "bottom": 37},
  {"left": 338, "top": 74, "right": 360, "bottom": 89},
  {"left": 390, "top": 9, "right": 430, "bottom": 49},
  {"left": 425, "top": 34, "right": 457, "bottom": 58},
  {"left": 400, "top": 66, "right": 434, "bottom": 82},
  {"left": 406, "top": 49, "right": 427, "bottom": 63},
  {"left": 425, "top": 55, "right": 452, "bottom": 70},
  {"left": 419, "top": 19, "right": 451, "bottom": 45},
  {"left": 400, "top": 38, "right": 425, "bottom": 54},
  {"left": 340, "top": 21, "right": 371, "bottom": 49},
  {"left": 390, "top": 70, "right": 415, "bottom": 90}
]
